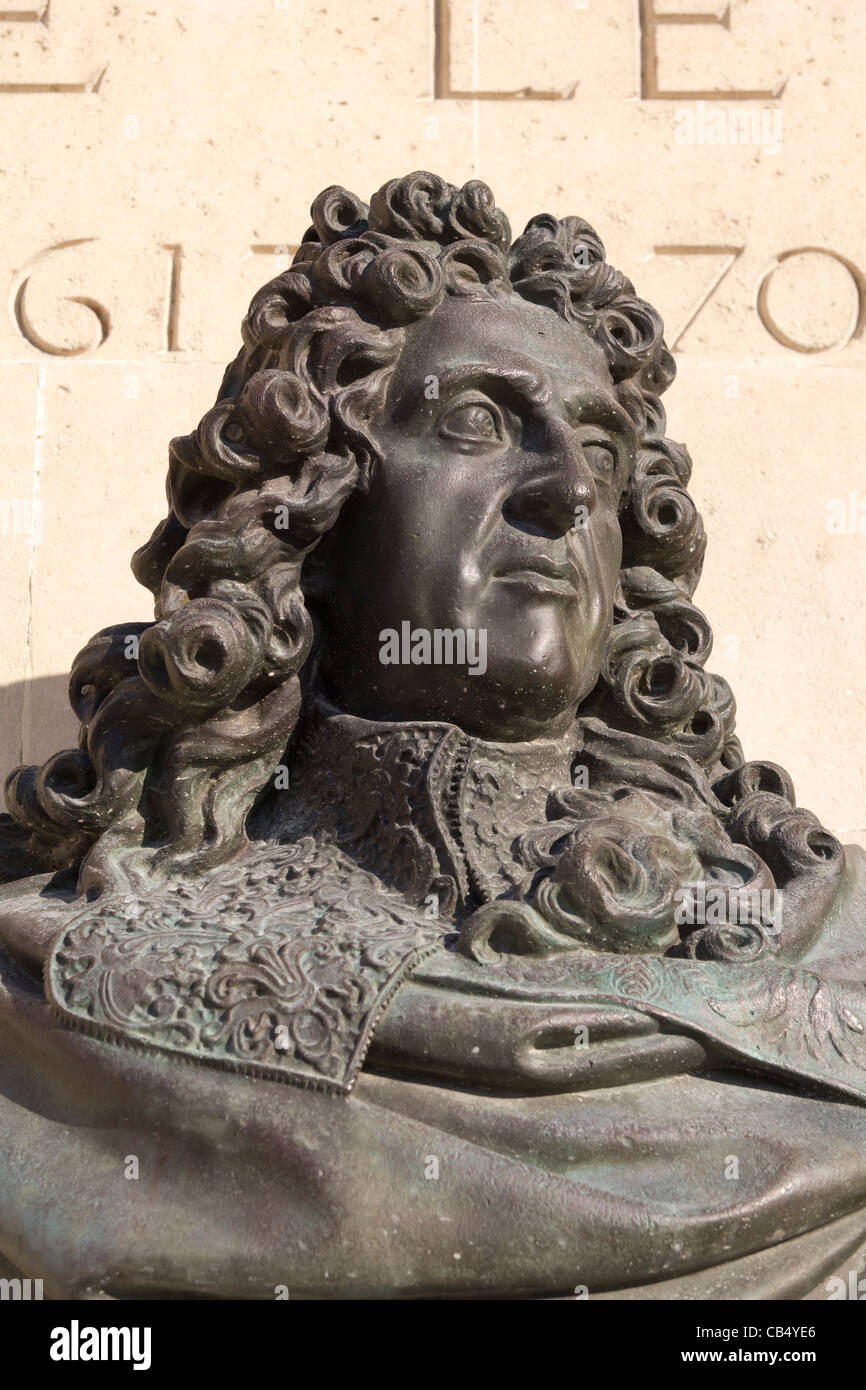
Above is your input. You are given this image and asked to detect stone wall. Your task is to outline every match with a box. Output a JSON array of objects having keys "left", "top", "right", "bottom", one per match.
[{"left": 1, "top": 0, "right": 863, "bottom": 848}]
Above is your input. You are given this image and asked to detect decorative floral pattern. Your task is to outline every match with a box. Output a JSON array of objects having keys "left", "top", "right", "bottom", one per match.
[{"left": 47, "top": 836, "right": 446, "bottom": 1092}]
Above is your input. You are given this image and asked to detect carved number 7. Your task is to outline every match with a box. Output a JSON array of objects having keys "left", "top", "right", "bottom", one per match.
[
  {"left": 651, "top": 245, "right": 744, "bottom": 352},
  {"left": 653, "top": 244, "right": 866, "bottom": 354}
]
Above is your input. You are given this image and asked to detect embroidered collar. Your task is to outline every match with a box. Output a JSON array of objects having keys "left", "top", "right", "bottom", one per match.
[{"left": 263, "top": 698, "right": 581, "bottom": 918}]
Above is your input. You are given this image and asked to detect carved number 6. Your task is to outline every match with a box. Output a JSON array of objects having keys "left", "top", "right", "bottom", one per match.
[{"left": 12, "top": 238, "right": 110, "bottom": 356}]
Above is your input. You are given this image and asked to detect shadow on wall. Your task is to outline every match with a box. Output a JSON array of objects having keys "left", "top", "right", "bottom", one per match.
[{"left": 0, "top": 674, "right": 79, "bottom": 786}]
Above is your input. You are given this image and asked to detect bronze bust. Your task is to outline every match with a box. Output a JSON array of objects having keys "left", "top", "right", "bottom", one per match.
[{"left": 2, "top": 172, "right": 865, "bottom": 1300}]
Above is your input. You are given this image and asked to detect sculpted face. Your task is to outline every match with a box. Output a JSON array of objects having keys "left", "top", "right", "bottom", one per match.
[{"left": 309, "top": 294, "right": 635, "bottom": 741}]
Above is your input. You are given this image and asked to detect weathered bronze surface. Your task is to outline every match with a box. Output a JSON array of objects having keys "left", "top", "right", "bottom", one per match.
[{"left": 1, "top": 172, "right": 865, "bottom": 1300}]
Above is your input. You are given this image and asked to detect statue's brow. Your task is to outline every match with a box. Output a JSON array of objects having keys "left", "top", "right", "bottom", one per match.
[
  {"left": 407, "top": 363, "right": 551, "bottom": 413},
  {"left": 430, "top": 367, "right": 633, "bottom": 440},
  {"left": 563, "top": 393, "right": 636, "bottom": 440}
]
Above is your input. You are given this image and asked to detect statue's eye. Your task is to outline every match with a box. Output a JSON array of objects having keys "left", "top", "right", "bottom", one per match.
[
  {"left": 581, "top": 440, "right": 618, "bottom": 483},
  {"left": 438, "top": 400, "right": 503, "bottom": 446}
]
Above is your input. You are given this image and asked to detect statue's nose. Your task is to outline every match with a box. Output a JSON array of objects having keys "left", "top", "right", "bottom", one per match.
[{"left": 504, "top": 418, "right": 598, "bottom": 537}]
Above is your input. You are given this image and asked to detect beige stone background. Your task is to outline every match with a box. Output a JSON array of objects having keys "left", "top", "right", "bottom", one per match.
[{"left": 0, "top": 0, "right": 863, "bottom": 848}]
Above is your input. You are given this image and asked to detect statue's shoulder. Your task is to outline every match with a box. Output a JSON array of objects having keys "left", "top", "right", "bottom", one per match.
[
  {"left": 0, "top": 871, "right": 81, "bottom": 980},
  {"left": 38, "top": 835, "right": 447, "bottom": 1093}
]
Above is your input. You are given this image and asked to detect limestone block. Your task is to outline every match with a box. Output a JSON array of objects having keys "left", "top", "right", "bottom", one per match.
[{"left": 0, "top": 0, "right": 861, "bottom": 849}]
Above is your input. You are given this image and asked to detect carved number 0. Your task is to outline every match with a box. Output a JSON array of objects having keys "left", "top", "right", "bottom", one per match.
[
  {"left": 653, "top": 244, "right": 866, "bottom": 353},
  {"left": 755, "top": 247, "right": 866, "bottom": 354}
]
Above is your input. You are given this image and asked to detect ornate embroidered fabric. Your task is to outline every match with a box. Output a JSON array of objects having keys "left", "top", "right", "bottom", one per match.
[
  {"left": 47, "top": 703, "right": 580, "bottom": 1090},
  {"left": 47, "top": 836, "right": 446, "bottom": 1093},
  {"left": 45, "top": 701, "right": 866, "bottom": 1102}
]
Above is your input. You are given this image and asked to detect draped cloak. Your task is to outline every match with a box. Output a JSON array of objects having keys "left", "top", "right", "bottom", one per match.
[{"left": 2, "top": 701, "right": 866, "bottom": 1299}]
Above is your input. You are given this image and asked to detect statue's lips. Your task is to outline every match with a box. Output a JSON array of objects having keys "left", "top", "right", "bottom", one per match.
[{"left": 494, "top": 556, "right": 580, "bottom": 598}]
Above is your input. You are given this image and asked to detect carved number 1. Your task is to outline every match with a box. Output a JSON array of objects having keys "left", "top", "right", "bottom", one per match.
[{"left": 162, "top": 243, "right": 183, "bottom": 353}]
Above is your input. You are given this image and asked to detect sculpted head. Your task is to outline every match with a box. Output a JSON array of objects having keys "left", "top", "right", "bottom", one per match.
[
  {"left": 0, "top": 172, "right": 842, "bottom": 952},
  {"left": 310, "top": 293, "right": 630, "bottom": 739}
]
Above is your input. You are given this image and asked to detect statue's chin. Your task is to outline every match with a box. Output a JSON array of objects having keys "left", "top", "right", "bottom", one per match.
[
  {"left": 445, "top": 698, "right": 582, "bottom": 744},
  {"left": 317, "top": 626, "right": 600, "bottom": 742},
  {"left": 318, "top": 676, "right": 583, "bottom": 743}
]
